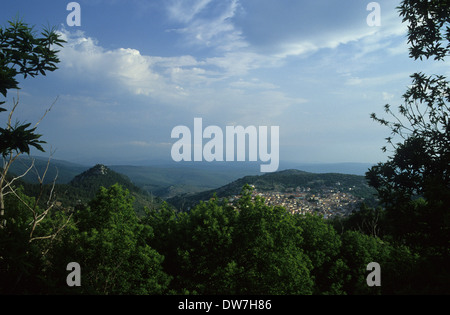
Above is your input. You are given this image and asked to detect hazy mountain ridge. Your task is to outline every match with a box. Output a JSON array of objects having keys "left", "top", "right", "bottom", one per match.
[
  {"left": 108, "top": 164, "right": 262, "bottom": 198},
  {"left": 6, "top": 157, "right": 376, "bottom": 215},
  {"left": 7, "top": 156, "right": 374, "bottom": 199},
  {"left": 5, "top": 156, "right": 89, "bottom": 184}
]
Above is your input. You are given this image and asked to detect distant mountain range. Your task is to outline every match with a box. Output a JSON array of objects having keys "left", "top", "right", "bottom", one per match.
[
  {"left": 7, "top": 156, "right": 375, "bottom": 200},
  {"left": 10, "top": 162, "right": 163, "bottom": 216},
  {"left": 4, "top": 156, "right": 378, "bottom": 215},
  {"left": 5, "top": 156, "right": 89, "bottom": 185}
]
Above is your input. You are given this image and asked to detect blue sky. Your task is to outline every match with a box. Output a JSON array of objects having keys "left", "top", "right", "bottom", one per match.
[{"left": 1, "top": 0, "right": 445, "bottom": 166}]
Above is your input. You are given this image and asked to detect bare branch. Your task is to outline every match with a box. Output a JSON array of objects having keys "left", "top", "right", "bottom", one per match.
[
  {"left": 6, "top": 91, "right": 20, "bottom": 130},
  {"left": 30, "top": 213, "right": 73, "bottom": 245},
  {"left": 2, "top": 158, "right": 35, "bottom": 193},
  {"left": 28, "top": 152, "right": 60, "bottom": 241},
  {"left": 34, "top": 96, "right": 58, "bottom": 129}
]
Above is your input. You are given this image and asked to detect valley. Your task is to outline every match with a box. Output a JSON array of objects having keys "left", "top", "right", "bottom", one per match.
[{"left": 7, "top": 156, "right": 377, "bottom": 218}]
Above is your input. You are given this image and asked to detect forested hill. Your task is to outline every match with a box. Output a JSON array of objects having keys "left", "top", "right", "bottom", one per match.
[
  {"left": 167, "top": 169, "right": 377, "bottom": 211},
  {"left": 10, "top": 160, "right": 377, "bottom": 215},
  {"left": 69, "top": 164, "right": 141, "bottom": 194},
  {"left": 19, "top": 164, "right": 163, "bottom": 216}
]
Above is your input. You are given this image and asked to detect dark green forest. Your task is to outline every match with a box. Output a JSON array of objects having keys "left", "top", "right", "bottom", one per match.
[
  {"left": 0, "top": 180, "right": 448, "bottom": 295},
  {"left": 1, "top": 0, "right": 449, "bottom": 295}
]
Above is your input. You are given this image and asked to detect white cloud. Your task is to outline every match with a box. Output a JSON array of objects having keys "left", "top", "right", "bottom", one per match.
[
  {"left": 52, "top": 0, "right": 413, "bottom": 150},
  {"left": 229, "top": 79, "right": 278, "bottom": 90},
  {"left": 55, "top": 27, "right": 305, "bottom": 127},
  {"left": 205, "top": 51, "right": 276, "bottom": 77},
  {"left": 167, "top": 0, "right": 246, "bottom": 51},
  {"left": 275, "top": 11, "right": 406, "bottom": 60},
  {"left": 167, "top": 0, "right": 213, "bottom": 23},
  {"left": 274, "top": 42, "right": 319, "bottom": 59},
  {"left": 344, "top": 72, "right": 411, "bottom": 87},
  {"left": 57, "top": 29, "right": 201, "bottom": 102},
  {"left": 382, "top": 92, "right": 395, "bottom": 101}
]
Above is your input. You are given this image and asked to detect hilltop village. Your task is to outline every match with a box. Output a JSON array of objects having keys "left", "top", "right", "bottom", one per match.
[{"left": 227, "top": 185, "right": 363, "bottom": 219}]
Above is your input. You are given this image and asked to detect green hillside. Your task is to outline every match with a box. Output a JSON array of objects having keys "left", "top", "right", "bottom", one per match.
[
  {"left": 69, "top": 164, "right": 140, "bottom": 194},
  {"left": 167, "top": 169, "right": 377, "bottom": 211},
  {"left": 7, "top": 157, "right": 261, "bottom": 198},
  {"left": 8, "top": 157, "right": 377, "bottom": 215},
  {"left": 7, "top": 157, "right": 373, "bottom": 200},
  {"left": 19, "top": 164, "right": 163, "bottom": 216}
]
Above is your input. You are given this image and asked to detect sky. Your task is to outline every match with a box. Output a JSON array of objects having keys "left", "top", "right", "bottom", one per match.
[{"left": 1, "top": 0, "right": 446, "bottom": 168}]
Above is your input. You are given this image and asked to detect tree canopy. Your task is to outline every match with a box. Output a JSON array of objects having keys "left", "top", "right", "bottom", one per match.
[
  {"left": 0, "top": 19, "right": 65, "bottom": 157},
  {"left": 367, "top": 0, "right": 450, "bottom": 258}
]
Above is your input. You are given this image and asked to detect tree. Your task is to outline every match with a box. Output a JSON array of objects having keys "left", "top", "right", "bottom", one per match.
[
  {"left": 398, "top": 0, "right": 450, "bottom": 61},
  {"left": 145, "top": 185, "right": 314, "bottom": 295},
  {"left": 167, "top": 196, "right": 238, "bottom": 294},
  {"left": 0, "top": 186, "right": 51, "bottom": 293},
  {"left": 0, "top": 19, "right": 72, "bottom": 294},
  {"left": 50, "top": 184, "right": 170, "bottom": 294},
  {"left": 342, "top": 203, "right": 387, "bottom": 239},
  {"left": 142, "top": 202, "right": 186, "bottom": 292},
  {"left": 338, "top": 230, "right": 420, "bottom": 295},
  {"left": 0, "top": 19, "right": 65, "bottom": 227},
  {"left": 231, "top": 185, "right": 313, "bottom": 295},
  {"left": 0, "top": 19, "right": 64, "bottom": 102},
  {"left": 294, "top": 214, "right": 346, "bottom": 294},
  {"left": 367, "top": 0, "right": 450, "bottom": 256}
]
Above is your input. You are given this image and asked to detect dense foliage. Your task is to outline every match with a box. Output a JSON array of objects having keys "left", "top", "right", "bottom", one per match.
[
  {"left": 367, "top": 0, "right": 449, "bottom": 272},
  {"left": 0, "top": 19, "right": 65, "bottom": 155},
  {"left": 1, "top": 182, "right": 445, "bottom": 295}
]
